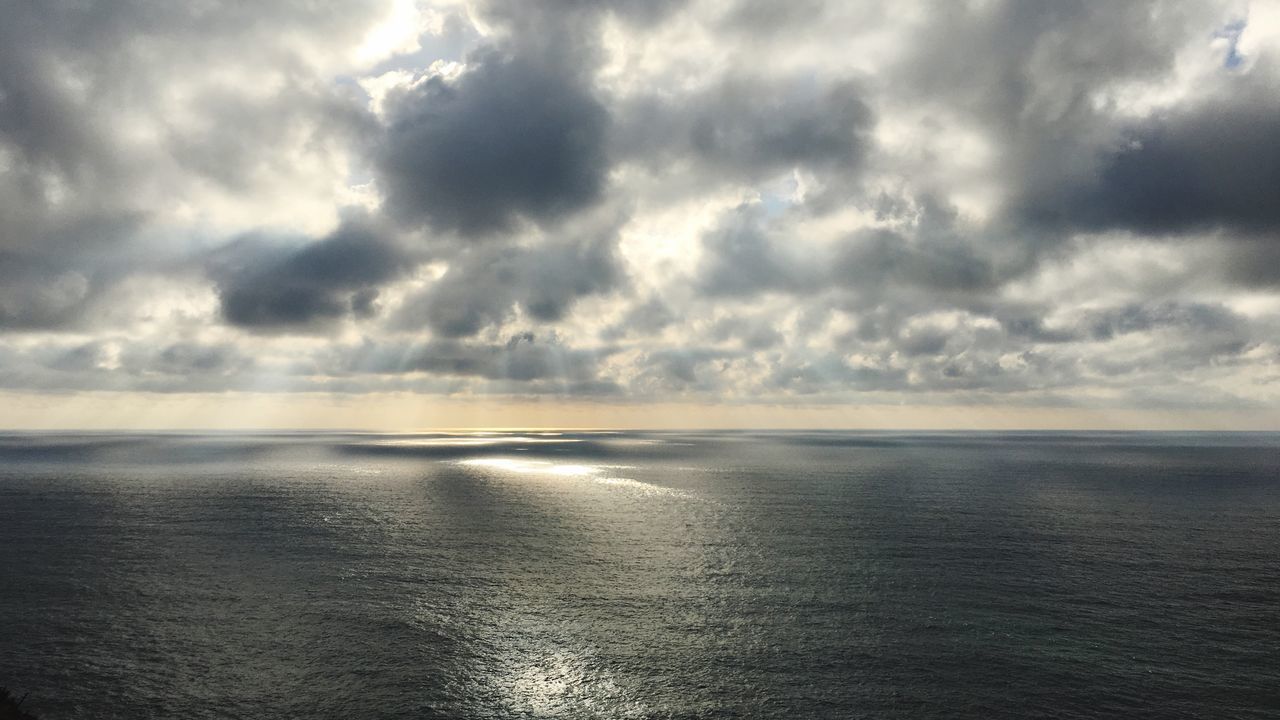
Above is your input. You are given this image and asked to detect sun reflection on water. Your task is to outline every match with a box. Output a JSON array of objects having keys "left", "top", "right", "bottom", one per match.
[
  {"left": 372, "top": 436, "right": 583, "bottom": 448},
  {"left": 456, "top": 457, "right": 685, "bottom": 497},
  {"left": 505, "top": 649, "right": 646, "bottom": 717}
]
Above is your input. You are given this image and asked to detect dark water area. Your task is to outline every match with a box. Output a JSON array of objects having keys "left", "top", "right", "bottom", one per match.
[{"left": 1, "top": 430, "right": 1278, "bottom": 718}]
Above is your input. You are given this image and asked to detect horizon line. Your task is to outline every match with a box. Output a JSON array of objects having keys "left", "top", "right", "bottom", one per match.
[{"left": 3, "top": 426, "right": 1280, "bottom": 434}]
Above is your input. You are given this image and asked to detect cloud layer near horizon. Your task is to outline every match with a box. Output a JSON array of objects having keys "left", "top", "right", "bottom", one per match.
[{"left": 2, "top": 0, "right": 1279, "bottom": 413}]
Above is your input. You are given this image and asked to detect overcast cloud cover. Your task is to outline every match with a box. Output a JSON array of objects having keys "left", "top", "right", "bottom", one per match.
[{"left": 2, "top": 0, "right": 1280, "bottom": 416}]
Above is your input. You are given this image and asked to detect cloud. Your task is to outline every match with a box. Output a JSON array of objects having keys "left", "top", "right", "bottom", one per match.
[
  {"left": 601, "top": 295, "right": 676, "bottom": 340},
  {"left": 3, "top": 0, "right": 1280, "bottom": 418},
  {"left": 403, "top": 333, "right": 609, "bottom": 383},
  {"left": 618, "top": 75, "right": 873, "bottom": 188},
  {"left": 376, "top": 46, "right": 609, "bottom": 236},
  {"left": 320, "top": 332, "right": 622, "bottom": 395},
  {"left": 0, "top": 0, "right": 386, "bottom": 329},
  {"left": 709, "top": 315, "right": 784, "bottom": 350},
  {"left": 0, "top": 255, "right": 93, "bottom": 329},
  {"left": 210, "top": 219, "right": 409, "bottom": 332},
  {"left": 0, "top": 338, "right": 255, "bottom": 393},
  {"left": 481, "top": 0, "right": 688, "bottom": 33},
  {"left": 635, "top": 347, "right": 740, "bottom": 392},
  {"left": 1018, "top": 90, "right": 1280, "bottom": 238},
  {"left": 830, "top": 227, "right": 1000, "bottom": 297},
  {"left": 695, "top": 197, "right": 1001, "bottom": 302},
  {"left": 720, "top": 0, "right": 830, "bottom": 33},
  {"left": 393, "top": 223, "right": 624, "bottom": 337},
  {"left": 696, "top": 204, "right": 811, "bottom": 297}
]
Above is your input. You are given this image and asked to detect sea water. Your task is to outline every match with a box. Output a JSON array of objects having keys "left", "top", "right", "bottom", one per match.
[{"left": 1, "top": 431, "right": 1277, "bottom": 718}]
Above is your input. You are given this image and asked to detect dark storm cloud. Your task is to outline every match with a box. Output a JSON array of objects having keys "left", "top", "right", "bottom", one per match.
[
  {"left": 395, "top": 230, "right": 623, "bottom": 337},
  {"left": 376, "top": 47, "right": 609, "bottom": 236},
  {"left": 1017, "top": 92, "right": 1280, "bottom": 238},
  {"left": 210, "top": 220, "right": 409, "bottom": 332}
]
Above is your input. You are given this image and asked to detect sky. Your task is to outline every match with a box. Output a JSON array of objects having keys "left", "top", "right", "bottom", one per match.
[{"left": 2, "top": 0, "right": 1280, "bottom": 430}]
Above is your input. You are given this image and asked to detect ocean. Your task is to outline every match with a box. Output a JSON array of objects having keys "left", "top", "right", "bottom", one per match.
[{"left": 1, "top": 431, "right": 1277, "bottom": 718}]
